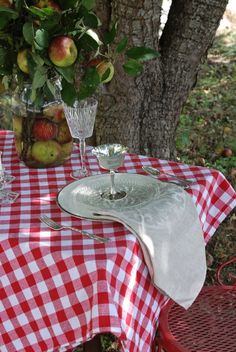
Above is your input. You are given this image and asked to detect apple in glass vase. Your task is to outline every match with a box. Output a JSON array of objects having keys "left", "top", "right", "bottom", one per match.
[{"left": 48, "top": 36, "right": 78, "bottom": 67}]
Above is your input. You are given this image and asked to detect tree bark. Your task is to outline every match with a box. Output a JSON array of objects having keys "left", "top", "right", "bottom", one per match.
[{"left": 95, "top": 0, "right": 228, "bottom": 159}]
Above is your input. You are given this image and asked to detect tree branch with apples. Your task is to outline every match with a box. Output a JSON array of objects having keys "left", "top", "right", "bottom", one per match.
[{"left": 0, "top": 0, "right": 159, "bottom": 108}]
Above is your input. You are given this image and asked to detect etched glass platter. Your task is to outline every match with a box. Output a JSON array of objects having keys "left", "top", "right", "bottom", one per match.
[{"left": 57, "top": 173, "right": 161, "bottom": 221}]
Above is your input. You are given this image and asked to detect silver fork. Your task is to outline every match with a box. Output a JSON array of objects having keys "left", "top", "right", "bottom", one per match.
[{"left": 39, "top": 215, "right": 110, "bottom": 243}]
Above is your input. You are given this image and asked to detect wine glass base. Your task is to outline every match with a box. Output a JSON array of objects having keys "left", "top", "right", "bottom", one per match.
[
  {"left": 70, "top": 168, "right": 89, "bottom": 180},
  {"left": 3, "top": 173, "right": 16, "bottom": 184},
  {"left": 0, "top": 190, "right": 19, "bottom": 205},
  {"left": 101, "top": 190, "right": 127, "bottom": 201}
]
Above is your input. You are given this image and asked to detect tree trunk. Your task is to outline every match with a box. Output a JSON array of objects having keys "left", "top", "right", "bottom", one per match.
[{"left": 95, "top": 0, "right": 228, "bottom": 159}]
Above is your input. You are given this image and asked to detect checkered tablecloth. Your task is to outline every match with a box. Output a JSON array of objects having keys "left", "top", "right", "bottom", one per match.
[{"left": 0, "top": 130, "right": 235, "bottom": 352}]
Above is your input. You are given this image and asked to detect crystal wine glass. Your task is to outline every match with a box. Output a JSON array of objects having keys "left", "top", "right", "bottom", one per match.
[
  {"left": 63, "top": 98, "right": 98, "bottom": 179},
  {"left": 92, "top": 144, "right": 128, "bottom": 200},
  {"left": 0, "top": 151, "right": 18, "bottom": 205}
]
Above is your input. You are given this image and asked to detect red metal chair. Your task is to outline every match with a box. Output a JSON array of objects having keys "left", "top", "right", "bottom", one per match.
[{"left": 152, "top": 257, "right": 236, "bottom": 352}]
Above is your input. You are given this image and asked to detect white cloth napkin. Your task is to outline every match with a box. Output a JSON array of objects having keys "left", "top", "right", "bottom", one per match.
[{"left": 94, "top": 182, "right": 206, "bottom": 309}]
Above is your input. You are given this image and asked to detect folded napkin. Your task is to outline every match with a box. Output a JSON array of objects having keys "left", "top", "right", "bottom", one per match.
[{"left": 94, "top": 182, "right": 206, "bottom": 309}]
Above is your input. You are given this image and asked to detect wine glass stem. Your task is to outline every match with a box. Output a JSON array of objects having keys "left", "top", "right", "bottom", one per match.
[
  {"left": 110, "top": 170, "right": 116, "bottom": 195},
  {"left": 79, "top": 138, "right": 87, "bottom": 175}
]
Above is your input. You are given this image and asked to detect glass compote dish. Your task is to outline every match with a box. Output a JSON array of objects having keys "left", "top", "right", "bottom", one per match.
[
  {"left": 0, "top": 151, "right": 18, "bottom": 204},
  {"left": 63, "top": 98, "right": 98, "bottom": 179},
  {"left": 92, "top": 144, "right": 128, "bottom": 200}
]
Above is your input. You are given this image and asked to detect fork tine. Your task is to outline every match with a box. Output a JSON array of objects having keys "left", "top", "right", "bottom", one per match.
[
  {"left": 40, "top": 215, "right": 61, "bottom": 229},
  {"left": 39, "top": 215, "right": 109, "bottom": 243}
]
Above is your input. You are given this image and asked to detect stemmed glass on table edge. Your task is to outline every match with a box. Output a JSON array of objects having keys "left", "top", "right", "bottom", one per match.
[{"left": 63, "top": 98, "right": 98, "bottom": 179}]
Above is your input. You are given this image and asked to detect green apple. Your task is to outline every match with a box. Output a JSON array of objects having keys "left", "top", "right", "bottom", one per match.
[
  {"left": 61, "top": 141, "right": 73, "bottom": 159},
  {"left": 56, "top": 120, "right": 72, "bottom": 144},
  {"left": 48, "top": 36, "right": 78, "bottom": 67},
  {"left": 31, "top": 140, "right": 62, "bottom": 165},
  {"left": 97, "top": 61, "right": 114, "bottom": 83},
  {"left": 17, "top": 49, "right": 30, "bottom": 74},
  {"left": 12, "top": 115, "right": 23, "bottom": 137}
]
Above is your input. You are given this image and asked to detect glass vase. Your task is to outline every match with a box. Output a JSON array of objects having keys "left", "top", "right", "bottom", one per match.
[{"left": 12, "top": 84, "right": 73, "bottom": 168}]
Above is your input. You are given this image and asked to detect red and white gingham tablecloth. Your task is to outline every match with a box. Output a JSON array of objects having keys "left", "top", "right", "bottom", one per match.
[{"left": 0, "top": 130, "right": 236, "bottom": 352}]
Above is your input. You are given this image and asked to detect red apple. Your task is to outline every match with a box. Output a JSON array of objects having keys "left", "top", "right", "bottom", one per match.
[
  {"left": 17, "top": 48, "right": 30, "bottom": 74},
  {"left": 97, "top": 61, "right": 114, "bottom": 83},
  {"left": 35, "top": 0, "right": 61, "bottom": 11},
  {"left": 48, "top": 36, "right": 78, "bottom": 67},
  {"left": 32, "top": 118, "right": 58, "bottom": 141},
  {"left": 87, "top": 57, "right": 102, "bottom": 67},
  {"left": 43, "top": 104, "right": 65, "bottom": 122},
  {"left": 221, "top": 148, "right": 233, "bottom": 157}
]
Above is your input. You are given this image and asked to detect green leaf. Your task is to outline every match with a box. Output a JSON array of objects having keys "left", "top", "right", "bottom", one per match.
[
  {"left": 31, "top": 52, "right": 45, "bottom": 67},
  {"left": 104, "top": 21, "right": 118, "bottom": 45},
  {"left": 27, "top": 53, "right": 37, "bottom": 77},
  {"left": 83, "top": 12, "right": 100, "bottom": 28},
  {"left": 57, "top": 0, "right": 77, "bottom": 10},
  {"left": 116, "top": 37, "right": 128, "bottom": 54},
  {"left": 123, "top": 59, "right": 143, "bottom": 76},
  {"left": 0, "top": 7, "right": 18, "bottom": 18},
  {"left": 46, "top": 79, "right": 57, "bottom": 97},
  {"left": 61, "top": 79, "right": 77, "bottom": 106},
  {"left": 56, "top": 66, "right": 75, "bottom": 83},
  {"left": 27, "top": 6, "right": 54, "bottom": 18},
  {"left": 78, "top": 66, "right": 100, "bottom": 100},
  {"left": 0, "top": 14, "right": 11, "bottom": 29},
  {"left": 81, "top": 0, "right": 96, "bottom": 10},
  {"left": 78, "top": 30, "right": 101, "bottom": 52},
  {"left": 33, "top": 91, "right": 45, "bottom": 108},
  {"left": 34, "top": 29, "right": 49, "bottom": 49},
  {"left": 23, "top": 22, "right": 34, "bottom": 45},
  {"left": 126, "top": 47, "right": 159, "bottom": 62},
  {"left": 32, "top": 66, "right": 47, "bottom": 90},
  {"left": 40, "top": 12, "right": 61, "bottom": 31},
  {"left": 30, "top": 87, "right": 37, "bottom": 103}
]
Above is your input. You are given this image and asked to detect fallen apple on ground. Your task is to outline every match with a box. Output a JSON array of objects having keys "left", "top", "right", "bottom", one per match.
[
  {"left": 48, "top": 36, "right": 78, "bottom": 67},
  {"left": 221, "top": 148, "right": 233, "bottom": 157}
]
